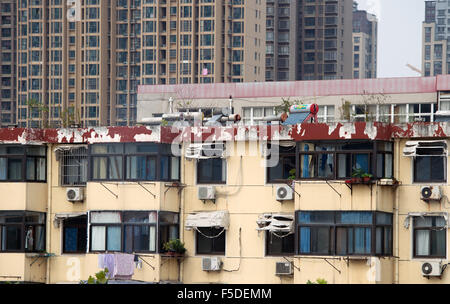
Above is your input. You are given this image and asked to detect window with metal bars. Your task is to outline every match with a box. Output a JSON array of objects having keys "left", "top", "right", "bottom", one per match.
[{"left": 57, "top": 146, "right": 88, "bottom": 186}]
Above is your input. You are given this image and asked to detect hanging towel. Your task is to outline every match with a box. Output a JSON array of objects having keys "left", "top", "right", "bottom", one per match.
[
  {"left": 113, "top": 253, "right": 135, "bottom": 279},
  {"left": 103, "top": 254, "right": 115, "bottom": 278}
]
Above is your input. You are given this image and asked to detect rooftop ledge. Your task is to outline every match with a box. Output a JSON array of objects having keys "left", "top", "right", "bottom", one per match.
[{"left": 0, "top": 122, "right": 449, "bottom": 145}]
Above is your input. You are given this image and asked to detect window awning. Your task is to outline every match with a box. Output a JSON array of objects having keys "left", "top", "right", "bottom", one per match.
[
  {"left": 256, "top": 213, "right": 294, "bottom": 233},
  {"left": 185, "top": 143, "right": 226, "bottom": 159},
  {"left": 403, "top": 212, "right": 449, "bottom": 229},
  {"left": 403, "top": 140, "right": 447, "bottom": 157},
  {"left": 185, "top": 211, "right": 229, "bottom": 230},
  {"left": 53, "top": 212, "right": 87, "bottom": 228}
]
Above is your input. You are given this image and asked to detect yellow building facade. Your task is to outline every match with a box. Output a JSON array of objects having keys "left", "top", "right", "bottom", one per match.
[{"left": 0, "top": 122, "right": 449, "bottom": 284}]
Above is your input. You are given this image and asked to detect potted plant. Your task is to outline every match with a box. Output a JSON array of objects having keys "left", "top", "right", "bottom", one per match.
[
  {"left": 362, "top": 173, "right": 373, "bottom": 183},
  {"left": 351, "top": 168, "right": 364, "bottom": 183},
  {"left": 287, "top": 169, "right": 296, "bottom": 185},
  {"left": 163, "top": 239, "right": 186, "bottom": 257}
]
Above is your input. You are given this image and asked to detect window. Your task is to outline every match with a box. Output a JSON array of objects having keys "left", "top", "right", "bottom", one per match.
[
  {"left": 89, "top": 143, "right": 180, "bottom": 182},
  {"left": 266, "top": 232, "right": 294, "bottom": 256},
  {"left": 63, "top": 215, "right": 87, "bottom": 253},
  {"left": 89, "top": 211, "right": 177, "bottom": 253},
  {"left": 196, "top": 227, "right": 226, "bottom": 255},
  {"left": 297, "top": 211, "right": 393, "bottom": 256},
  {"left": 197, "top": 158, "right": 226, "bottom": 184},
  {"left": 159, "top": 212, "right": 179, "bottom": 252},
  {"left": 411, "top": 141, "right": 446, "bottom": 183},
  {"left": 58, "top": 146, "right": 88, "bottom": 186},
  {"left": 267, "top": 144, "right": 296, "bottom": 183},
  {"left": 0, "top": 211, "right": 46, "bottom": 252},
  {"left": 0, "top": 145, "right": 46, "bottom": 182},
  {"left": 413, "top": 216, "right": 446, "bottom": 258}
]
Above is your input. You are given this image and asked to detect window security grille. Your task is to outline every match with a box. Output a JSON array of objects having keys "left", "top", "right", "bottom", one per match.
[{"left": 57, "top": 146, "right": 88, "bottom": 186}]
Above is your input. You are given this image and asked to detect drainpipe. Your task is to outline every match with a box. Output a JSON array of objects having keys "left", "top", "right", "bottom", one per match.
[
  {"left": 394, "top": 139, "right": 400, "bottom": 284},
  {"left": 179, "top": 145, "right": 185, "bottom": 283},
  {"left": 46, "top": 144, "right": 53, "bottom": 284}
]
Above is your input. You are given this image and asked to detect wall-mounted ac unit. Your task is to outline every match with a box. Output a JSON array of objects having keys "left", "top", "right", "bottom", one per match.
[
  {"left": 202, "top": 257, "right": 222, "bottom": 271},
  {"left": 276, "top": 185, "right": 294, "bottom": 201},
  {"left": 66, "top": 188, "right": 84, "bottom": 202},
  {"left": 198, "top": 186, "right": 216, "bottom": 200},
  {"left": 275, "top": 261, "right": 293, "bottom": 276},
  {"left": 421, "top": 261, "right": 442, "bottom": 277},
  {"left": 421, "top": 186, "right": 442, "bottom": 201}
]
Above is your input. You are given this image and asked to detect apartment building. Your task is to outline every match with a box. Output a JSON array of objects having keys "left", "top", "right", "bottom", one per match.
[
  {"left": 264, "top": 0, "right": 299, "bottom": 81},
  {"left": 0, "top": 1, "right": 16, "bottom": 127},
  {"left": 0, "top": 76, "right": 450, "bottom": 284},
  {"left": 265, "top": 0, "right": 354, "bottom": 82},
  {"left": 298, "top": 0, "right": 353, "bottom": 80},
  {"left": 7, "top": 0, "right": 266, "bottom": 128},
  {"left": 422, "top": 0, "right": 450, "bottom": 76},
  {"left": 352, "top": 2, "right": 377, "bottom": 79}
]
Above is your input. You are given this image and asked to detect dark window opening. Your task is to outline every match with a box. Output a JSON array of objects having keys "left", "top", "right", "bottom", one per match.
[
  {"left": 63, "top": 216, "right": 87, "bottom": 253},
  {"left": 266, "top": 231, "right": 295, "bottom": 256},
  {"left": 197, "top": 158, "right": 226, "bottom": 184},
  {"left": 196, "top": 227, "right": 226, "bottom": 255}
]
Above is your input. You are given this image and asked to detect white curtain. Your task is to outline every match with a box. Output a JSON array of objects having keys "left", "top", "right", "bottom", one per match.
[
  {"left": 91, "top": 212, "right": 121, "bottom": 224},
  {"left": 91, "top": 226, "right": 106, "bottom": 251},
  {"left": 149, "top": 226, "right": 156, "bottom": 252},
  {"left": 416, "top": 230, "right": 430, "bottom": 256}
]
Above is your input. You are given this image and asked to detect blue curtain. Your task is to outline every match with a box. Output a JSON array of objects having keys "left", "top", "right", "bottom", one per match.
[
  {"left": 299, "top": 227, "right": 311, "bottom": 253},
  {"left": 64, "top": 227, "right": 78, "bottom": 252}
]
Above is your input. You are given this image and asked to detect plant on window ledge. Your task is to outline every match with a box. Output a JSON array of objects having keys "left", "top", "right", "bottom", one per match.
[
  {"left": 350, "top": 168, "right": 365, "bottom": 183},
  {"left": 288, "top": 169, "right": 296, "bottom": 181},
  {"left": 162, "top": 239, "right": 186, "bottom": 256},
  {"left": 82, "top": 268, "right": 109, "bottom": 284},
  {"left": 361, "top": 173, "right": 373, "bottom": 182},
  {"left": 306, "top": 278, "right": 328, "bottom": 284}
]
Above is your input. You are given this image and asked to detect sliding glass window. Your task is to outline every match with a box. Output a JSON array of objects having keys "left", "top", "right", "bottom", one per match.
[
  {"left": 89, "top": 143, "right": 180, "bottom": 182},
  {"left": 0, "top": 145, "right": 46, "bottom": 182}
]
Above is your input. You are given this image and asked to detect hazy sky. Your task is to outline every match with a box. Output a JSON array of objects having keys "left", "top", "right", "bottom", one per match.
[{"left": 356, "top": 0, "right": 425, "bottom": 78}]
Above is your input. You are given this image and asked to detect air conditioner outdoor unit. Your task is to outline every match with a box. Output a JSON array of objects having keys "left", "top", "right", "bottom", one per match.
[
  {"left": 202, "top": 257, "right": 222, "bottom": 271},
  {"left": 66, "top": 187, "right": 84, "bottom": 202},
  {"left": 275, "top": 261, "right": 293, "bottom": 276},
  {"left": 421, "top": 261, "right": 442, "bottom": 277},
  {"left": 421, "top": 186, "right": 442, "bottom": 201},
  {"left": 198, "top": 186, "right": 216, "bottom": 200},
  {"left": 276, "top": 185, "right": 294, "bottom": 201}
]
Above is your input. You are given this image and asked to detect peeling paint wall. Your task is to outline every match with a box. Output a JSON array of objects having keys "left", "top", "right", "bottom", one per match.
[{"left": 0, "top": 122, "right": 449, "bottom": 146}]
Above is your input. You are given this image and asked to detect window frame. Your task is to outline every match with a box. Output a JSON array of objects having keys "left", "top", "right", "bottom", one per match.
[
  {"left": 0, "top": 145, "right": 47, "bottom": 183},
  {"left": 62, "top": 215, "right": 88, "bottom": 254},
  {"left": 412, "top": 216, "right": 447, "bottom": 259},
  {"left": 88, "top": 143, "right": 181, "bottom": 182},
  {"left": 196, "top": 157, "right": 227, "bottom": 185},
  {"left": 296, "top": 211, "right": 393, "bottom": 257},
  {"left": 88, "top": 210, "right": 179, "bottom": 254},
  {"left": 58, "top": 146, "right": 88, "bottom": 186},
  {"left": 265, "top": 231, "right": 295, "bottom": 256},
  {"left": 0, "top": 211, "right": 46, "bottom": 253},
  {"left": 266, "top": 140, "right": 393, "bottom": 182},
  {"left": 413, "top": 156, "right": 446, "bottom": 184},
  {"left": 195, "top": 227, "right": 226, "bottom": 255}
]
